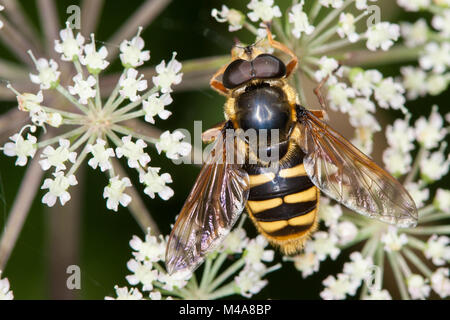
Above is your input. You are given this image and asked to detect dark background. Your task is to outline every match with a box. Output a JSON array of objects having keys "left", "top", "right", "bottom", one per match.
[{"left": 0, "top": 0, "right": 448, "bottom": 299}]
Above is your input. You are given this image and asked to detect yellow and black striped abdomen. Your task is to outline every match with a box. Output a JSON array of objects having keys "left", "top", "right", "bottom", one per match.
[{"left": 245, "top": 147, "right": 319, "bottom": 254}]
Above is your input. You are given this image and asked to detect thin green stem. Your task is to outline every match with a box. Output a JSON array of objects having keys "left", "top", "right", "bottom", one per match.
[
  {"left": 200, "top": 257, "right": 213, "bottom": 290},
  {"left": 406, "top": 236, "right": 426, "bottom": 251},
  {"left": 207, "top": 282, "right": 237, "bottom": 300},
  {"left": 68, "top": 135, "right": 95, "bottom": 175},
  {"left": 208, "top": 258, "right": 245, "bottom": 293},
  {"left": 306, "top": 0, "right": 353, "bottom": 41},
  {"left": 387, "top": 251, "right": 409, "bottom": 300},
  {"left": 56, "top": 85, "right": 90, "bottom": 114},
  {"left": 111, "top": 124, "right": 158, "bottom": 145},
  {"left": 40, "top": 106, "right": 84, "bottom": 119},
  {"left": 95, "top": 74, "right": 102, "bottom": 111},
  {"left": 113, "top": 86, "right": 159, "bottom": 117},
  {"left": 402, "top": 248, "right": 433, "bottom": 278},
  {"left": 36, "top": 126, "right": 87, "bottom": 148},
  {"left": 69, "top": 130, "right": 93, "bottom": 152},
  {"left": 418, "top": 204, "right": 436, "bottom": 217},
  {"left": 112, "top": 110, "right": 145, "bottom": 123},
  {"left": 404, "top": 147, "right": 426, "bottom": 185},
  {"left": 207, "top": 252, "right": 228, "bottom": 285},
  {"left": 310, "top": 37, "right": 363, "bottom": 55},
  {"left": 243, "top": 22, "right": 259, "bottom": 36},
  {"left": 419, "top": 212, "right": 450, "bottom": 223},
  {"left": 103, "top": 69, "right": 127, "bottom": 112},
  {"left": 403, "top": 226, "right": 450, "bottom": 235}
]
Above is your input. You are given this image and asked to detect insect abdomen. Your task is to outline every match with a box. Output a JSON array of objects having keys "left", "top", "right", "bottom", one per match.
[{"left": 245, "top": 147, "right": 319, "bottom": 254}]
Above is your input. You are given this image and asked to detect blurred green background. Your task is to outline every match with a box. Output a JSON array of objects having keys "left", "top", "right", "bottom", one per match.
[{"left": 0, "top": 0, "right": 448, "bottom": 300}]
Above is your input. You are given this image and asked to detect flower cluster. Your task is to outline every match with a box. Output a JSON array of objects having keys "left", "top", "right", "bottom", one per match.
[
  {"left": 106, "top": 217, "right": 280, "bottom": 300},
  {"left": 1, "top": 23, "right": 190, "bottom": 212},
  {"left": 211, "top": 0, "right": 450, "bottom": 300},
  {"left": 0, "top": 272, "right": 13, "bottom": 300}
]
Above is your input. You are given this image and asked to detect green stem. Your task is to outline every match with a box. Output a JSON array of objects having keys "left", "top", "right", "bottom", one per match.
[
  {"left": 113, "top": 110, "right": 145, "bottom": 123},
  {"left": 419, "top": 212, "right": 450, "bottom": 223},
  {"left": 402, "top": 226, "right": 450, "bottom": 235},
  {"left": 207, "top": 282, "right": 237, "bottom": 300},
  {"left": 103, "top": 69, "right": 127, "bottom": 112},
  {"left": 200, "top": 257, "right": 213, "bottom": 290},
  {"left": 113, "top": 86, "right": 159, "bottom": 117},
  {"left": 387, "top": 251, "right": 409, "bottom": 300},
  {"left": 207, "top": 258, "right": 245, "bottom": 293},
  {"left": 56, "top": 85, "right": 90, "bottom": 114},
  {"left": 402, "top": 248, "right": 433, "bottom": 278},
  {"left": 404, "top": 147, "right": 426, "bottom": 185},
  {"left": 111, "top": 124, "right": 158, "bottom": 144},
  {"left": 68, "top": 135, "right": 95, "bottom": 175},
  {"left": 95, "top": 74, "right": 102, "bottom": 111},
  {"left": 36, "top": 126, "right": 87, "bottom": 149},
  {"left": 207, "top": 252, "right": 228, "bottom": 285}
]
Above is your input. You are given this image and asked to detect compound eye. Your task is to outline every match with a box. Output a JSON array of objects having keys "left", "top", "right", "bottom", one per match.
[
  {"left": 253, "top": 54, "right": 286, "bottom": 79},
  {"left": 222, "top": 59, "right": 253, "bottom": 89}
]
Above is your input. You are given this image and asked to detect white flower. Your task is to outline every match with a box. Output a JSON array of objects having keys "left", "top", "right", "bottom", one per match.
[
  {"left": 419, "top": 42, "right": 450, "bottom": 74},
  {"left": 343, "top": 252, "right": 373, "bottom": 284},
  {"left": 337, "top": 13, "right": 359, "bottom": 43},
  {"left": 414, "top": 107, "right": 446, "bottom": 149},
  {"left": 327, "top": 82, "right": 356, "bottom": 113},
  {"left": 331, "top": 221, "right": 358, "bottom": 245},
  {"left": 86, "top": 138, "right": 115, "bottom": 172},
  {"left": 381, "top": 226, "right": 408, "bottom": 252},
  {"left": 152, "top": 52, "right": 183, "bottom": 94},
  {"left": 130, "top": 230, "right": 166, "bottom": 263},
  {"left": 349, "top": 69, "right": 382, "bottom": 97},
  {"left": 383, "top": 147, "right": 412, "bottom": 176},
  {"left": 320, "top": 0, "right": 344, "bottom": 8},
  {"left": 103, "top": 176, "right": 132, "bottom": 211},
  {"left": 115, "top": 135, "right": 150, "bottom": 169},
  {"left": 211, "top": 5, "right": 245, "bottom": 32},
  {"left": 320, "top": 274, "right": 358, "bottom": 300},
  {"left": 365, "top": 22, "right": 400, "bottom": 51},
  {"left": 289, "top": 1, "right": 314, "bottom": 39},
  {"left": 221, "top": 228, "right": 248, "bottom": 254},
  {"left": 420, "top": 150, "right": 450, "bottom": 182},
  {"left": 158, "top": 270, "right": 191, "bottom": 291},
  {"left": 39, "top": 138, "right": 77, "bottom": 172},
  {"left": 54, "top": 23, "right": 85, "bottom": 61},
  {"left": 247, "top": 0, "right": 281, "bottom": 23},
  {"left": 126, "top": 259, "right": 158, "bottom": 291},
  {"left": 156, "top": 130, "right": 191, "bottom": 160},
  {"left": 235, "top": 265, "right": 267, "bottom": 298},
  {"left": 314, "top": 56, "right": 339, "bottom": 82},
  {"left": 405, "top": 182, "right": 429, "bottom": 209},
  {"left": 407, "top": 274, "right": 430, "bottom": 300},
  {"left": 318, "top": 199, "right": 342, "bottom": 227},
  {"left": 41, "top": 172, "right": 78, "bottom": 207},
  {"left": 142, "top": 93, "right": 172, "bottom": 124},
  {"left": 432, "top": 10, "right": 450, "bottom": 38},
  {"left": 373, "top": 77, "right": 405, "bottom": 110},
  {"left": 120, "top": 27, "right": 150, "bottom": 68},
  {"left": 29, "top": 56, "right": 60, "bottom": 90},
  {"left": 68, "top": 73, "right": 96, "bottom": 105},
  {"left": 430, "top": 268, "right": 450, "bottom": 298},
  {"left": 400, "top": 66, "right": 427, "bottom": 100},
  {"left": 424, "top": 235, "right": 450, "bottom": 266},
  {"left": 291, "top": 252, "right": 320, "bottom": 278},
  {"left": 119, "top": 68, "right": 147, "bottom": 102},
  {"left": 245, "top": 235, "right": 274, "bottom": 271},
  {"left": 349, "top": 98, "right": 378, "bottom": 129},
  {"left": 139, "top": 167, "right": 174, "bottom": 200},
  {"left": 305, "top": 231, "right": 340, "bottom": 261},
  {"left": 14, "top": 91, "right": 50, "bottom": 127},
  {"left": 401, "top": 19, "right": 429, "bottom": 48},
  {"left": 434, "top": 189, "right": 450, "bottom": 213},
  {"left": 397, "top": 0, "right": 430, "bottom": 11},
  {"left": 0, "top": 273, "right": 13, "bottom": 300},
  {"left": 149, "top": 291, "right": 162, "bottom": 300},
  {"left": 363, "top": 289, "right": 392, "bottom": 300},
  {"left": 0, "top": 5, "right": 4, "bottom": 29},
  {"left": 386, "top": 118, "right": 415, "bottom": 153},
  {"left": 3, "top": 133, "right": 37, "bottom": 166},
  {"left": 355, "top": 0, "right": 377, "bottom": 10},
  {"left": 80, "top": 34, "right": 109, "bottom": 74},
  {"left": 105, "top": 286, "right": 143, "bottom": 300},
  {"left": 426, "top": 74, "right": 448, "bottom": 96}
]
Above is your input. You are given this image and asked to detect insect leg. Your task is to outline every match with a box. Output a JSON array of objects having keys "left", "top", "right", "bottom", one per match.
[
  {"left": 313, "top": 74, "right": 330, "bottom": 111},
  {"left": 265, "top": 24, "right": 298, "bottom": 78}
]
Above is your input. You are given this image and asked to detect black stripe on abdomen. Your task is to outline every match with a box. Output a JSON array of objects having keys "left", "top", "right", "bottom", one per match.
[{"left": 252, "top": 200, "right": 316, "bottom": 222}]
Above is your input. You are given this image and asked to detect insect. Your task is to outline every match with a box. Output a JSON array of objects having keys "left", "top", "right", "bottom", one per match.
[{"left": 165, "top": 27, "right": 418, "bottom": 275}]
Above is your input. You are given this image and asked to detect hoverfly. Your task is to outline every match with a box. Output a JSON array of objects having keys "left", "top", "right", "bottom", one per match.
[{"left": 165, "top": 27, "right": 418, "bottom": 274}]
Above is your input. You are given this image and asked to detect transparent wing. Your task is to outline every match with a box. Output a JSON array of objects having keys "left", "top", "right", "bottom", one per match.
[
  {"left": 295, "top": 110, "right": 418, "bottom": 228},
  {"left": 165, "top": 133, "right": 249, "bottom": 274}
]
